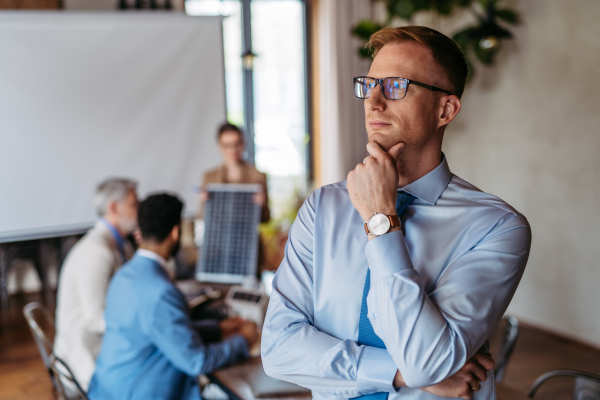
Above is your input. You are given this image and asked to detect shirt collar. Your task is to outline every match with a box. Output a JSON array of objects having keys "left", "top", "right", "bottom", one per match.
[
  {"left": 100, "top": 218, "right": 126, "bottom": 259},
  {"left": 136, "top": 249, "right": 168, "bottom": 271},
  {"left": 400, "top": 154, "right": 452, "bottom": 205}
]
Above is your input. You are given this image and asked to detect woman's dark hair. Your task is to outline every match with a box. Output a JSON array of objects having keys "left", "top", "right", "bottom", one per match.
[
  {"left": 217, "top": 122, "right": 244, "bottom": 141},
  {"left": 138, "top": 193, "right": 183, "bottom": 242}
]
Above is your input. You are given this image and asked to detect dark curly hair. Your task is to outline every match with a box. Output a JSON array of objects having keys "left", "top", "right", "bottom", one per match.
[{"left": 138, "top": 193, "right": 183, "bottom": 242}]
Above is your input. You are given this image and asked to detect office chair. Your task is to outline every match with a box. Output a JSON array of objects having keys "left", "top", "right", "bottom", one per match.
[
  {"left": 23, "top": 302, "right": 57, "bottom": 388},
  {"left": 528, "top": 370, "right": 600, "bottom": 399},
  {"left": 23, "top": 302, "right": 89, "bottom": 400},
  {"left": 493, "top": 315, "right": 520, "bottom": 382},
  {"left": 49, "top": 354, "right": 90, "bottom": 400}
]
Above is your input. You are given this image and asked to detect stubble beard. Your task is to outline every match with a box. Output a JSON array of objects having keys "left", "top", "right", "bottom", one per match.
[{"left": 368, "top": 129, "right": 403, "bottom": 153}]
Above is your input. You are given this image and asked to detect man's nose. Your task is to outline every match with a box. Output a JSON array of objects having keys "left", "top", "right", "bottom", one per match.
[{"left": 365, "top": 84, "right": 386, "bottom": 111}]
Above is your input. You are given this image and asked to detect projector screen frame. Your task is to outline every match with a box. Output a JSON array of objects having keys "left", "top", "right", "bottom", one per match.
[{"left": 0, "top": 12, "right": 229, "bottom": 242}]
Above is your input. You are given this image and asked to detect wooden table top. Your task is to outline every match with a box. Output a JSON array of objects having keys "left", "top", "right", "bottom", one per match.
[
  {"left": 496, "top": 381, "right": 530, "bottom": 400},
  {"left": 209, "top": 357, "right": 311, "bottom": 400},
  {"left": 209, "top": 357, "right": 529, "bottom": 400}
]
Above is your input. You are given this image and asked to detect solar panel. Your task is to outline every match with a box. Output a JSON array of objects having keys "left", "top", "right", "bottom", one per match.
[{"left": 196, "top": 183, "right": 262, "bottom": 283}]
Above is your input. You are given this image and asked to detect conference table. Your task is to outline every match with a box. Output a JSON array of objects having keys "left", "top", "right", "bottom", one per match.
[{"left": 208, "top": 357, "right": 529, "bottom": 400}]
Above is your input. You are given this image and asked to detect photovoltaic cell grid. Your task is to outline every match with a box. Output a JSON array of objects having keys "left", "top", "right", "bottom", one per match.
[{"left": 197, "top": 184, "right": 261, "bottom": 283}]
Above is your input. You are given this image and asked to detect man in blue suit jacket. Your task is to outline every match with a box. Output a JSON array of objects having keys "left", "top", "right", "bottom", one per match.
[{"left": 88, "top": 193, "right": 258, "bottom": 400}]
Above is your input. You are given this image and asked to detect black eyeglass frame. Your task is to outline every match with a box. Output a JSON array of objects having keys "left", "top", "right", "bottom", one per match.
[{"left": 353, "top": 76, "right": 453, "bottom": 100}]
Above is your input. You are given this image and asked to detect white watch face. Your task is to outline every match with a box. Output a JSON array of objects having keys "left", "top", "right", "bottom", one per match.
[{"left": 368, "top": 213, "right": 390, "bottom": 236}]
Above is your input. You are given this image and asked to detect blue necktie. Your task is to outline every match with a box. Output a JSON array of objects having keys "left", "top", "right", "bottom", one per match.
[{"left": 353, "top": 191, "right": 414, "bottom": 400}]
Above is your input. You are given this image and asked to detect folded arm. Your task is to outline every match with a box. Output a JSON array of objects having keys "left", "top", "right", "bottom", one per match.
[{"left": 366, "top": 214, "right": 531, "bottom": 388}]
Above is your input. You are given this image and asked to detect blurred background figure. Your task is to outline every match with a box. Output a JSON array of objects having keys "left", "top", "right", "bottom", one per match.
[
  {"left": 88, "top": 193, "right": 259, "bottom": 400},
  {"left": 200, "top": 122, "right": 270, "bottom": 223},
  {"left": 53, "top": 177, "right": 138, "bottom": 391}
]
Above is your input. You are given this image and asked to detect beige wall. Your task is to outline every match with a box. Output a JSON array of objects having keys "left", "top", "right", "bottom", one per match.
[{"left": 442, "top": 1, "right": 600, "bottom": 347}]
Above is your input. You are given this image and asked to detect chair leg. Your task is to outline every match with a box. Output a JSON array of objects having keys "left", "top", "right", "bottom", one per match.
[
  {"left": 36, "top": 240, "right": 56, "bottom": 308},
  {"left": 0, "top": 245, "right": 9, "bottom": 310}
]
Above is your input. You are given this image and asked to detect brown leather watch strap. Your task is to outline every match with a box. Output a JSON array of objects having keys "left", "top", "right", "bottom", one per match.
[
  {"left": 364, "top": 214, "right": 400, "bottom": 235},
  {"left": 388, "top": 215, "right": 400, "bottom": 227}
]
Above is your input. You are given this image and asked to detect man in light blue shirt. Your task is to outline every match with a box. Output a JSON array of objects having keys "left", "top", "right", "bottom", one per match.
[
  {"left": 261, "top": 26, "right": 531, "bottom": 400},
  {"left": 88, "top": 194, "right": 259, "bottom": 400}
]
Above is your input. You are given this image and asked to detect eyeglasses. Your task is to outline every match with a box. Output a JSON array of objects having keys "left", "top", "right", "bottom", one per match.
[{"left": 353, "top": 76, "right": 453, "bottom": 100}]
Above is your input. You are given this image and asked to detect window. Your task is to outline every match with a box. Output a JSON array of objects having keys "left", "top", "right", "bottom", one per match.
[{"left": 186, "top": 0, "right": 310, "bottom": 221}]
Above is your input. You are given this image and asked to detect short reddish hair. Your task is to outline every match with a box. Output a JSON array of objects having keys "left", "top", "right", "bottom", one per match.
[{"left": 366, "top": 26, "right": 468, "bottom": 98}]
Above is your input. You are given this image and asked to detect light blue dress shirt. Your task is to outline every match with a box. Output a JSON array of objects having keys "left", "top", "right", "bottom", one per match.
[
  {"left": 88, "top": 252, "right": 249, "bottom": 400},
  {"left": 261, "top": 156, "right": 531, "bottom": 400}
]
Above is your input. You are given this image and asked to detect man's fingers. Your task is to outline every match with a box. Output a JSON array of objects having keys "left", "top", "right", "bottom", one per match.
[
  {"left": 469, "top": 377, "right": 481, "bottom": 392},
  {"left": 460, "top": 389, "right": 473, "bottom": 400},
  {"left": 466, "top": 362, "right": 488, "bottom": 382},
  {"left": 366, "top": 141, "right": 387, "bottom": 159},
  {"left": 387, "top": 142, "right": 406, "bottom": 160},
  {"left": 473, "top": 353, "right": 495, "bottom": 371}
]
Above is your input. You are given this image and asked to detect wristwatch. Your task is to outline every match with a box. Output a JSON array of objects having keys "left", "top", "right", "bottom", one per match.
[{"left": 364, "top": 213, "right": 400, "bottom": 236}]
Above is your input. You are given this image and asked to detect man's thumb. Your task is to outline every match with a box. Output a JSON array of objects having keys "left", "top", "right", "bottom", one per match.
[{"left": 388, "top": 142, "right": 406, "bottom": 160}]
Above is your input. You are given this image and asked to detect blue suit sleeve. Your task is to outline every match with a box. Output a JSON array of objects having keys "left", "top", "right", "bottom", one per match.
[{"left": 146, "top": 284, "right": 248, "bottom": 377}]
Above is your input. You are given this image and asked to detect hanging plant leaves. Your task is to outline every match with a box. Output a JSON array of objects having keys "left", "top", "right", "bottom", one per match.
[
  {"left": 352, "top": 20, "right": 385, "bottom": 57},
  {"left": 452, "top": 27, "right": 476, "bottom": 79},
  {"left": 452, "top": 26, "right": 477, "bottom": 49},
  {"left": 495, "top": 8, "right": 519, "bottom": 24},
  {"left": 352, "top": 20, "right": 385, "bottom": 41},
  {"left": 473, "top": 40, "right": 499, "bottom": 64},
  {"left": 351, "top": 0, "right": 520, "bottom": 78},
  {"left": 392, "top": 0, "right": 416, "bottom": 21}
]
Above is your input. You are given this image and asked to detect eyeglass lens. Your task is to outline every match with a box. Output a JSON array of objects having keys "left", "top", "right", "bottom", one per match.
[{"left": 354, "top": 77, "right": 408, "bottom": 100}]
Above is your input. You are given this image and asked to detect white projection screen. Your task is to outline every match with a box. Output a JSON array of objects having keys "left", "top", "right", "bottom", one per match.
[{"left": 0, "top": 12, "right": 226, "bottom": 240}]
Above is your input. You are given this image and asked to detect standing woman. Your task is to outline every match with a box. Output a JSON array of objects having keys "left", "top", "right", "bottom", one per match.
[{"left": 200, "top": 122, "right": 270, "bottom": 222}]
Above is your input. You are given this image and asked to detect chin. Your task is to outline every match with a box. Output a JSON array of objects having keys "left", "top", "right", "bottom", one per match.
[{"left": 369, "top": 133, "right": 398, "bottom": 152}]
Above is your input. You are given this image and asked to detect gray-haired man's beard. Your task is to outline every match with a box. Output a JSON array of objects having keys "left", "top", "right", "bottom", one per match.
[{"left": 119, "top": 216, "right": 138, "bottom": 236}]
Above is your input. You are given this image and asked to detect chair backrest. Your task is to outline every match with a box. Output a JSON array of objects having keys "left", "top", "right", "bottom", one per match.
[
  {"left": 494, "top": 315, "right": 519, "bottom": 382},
  {"left": 23, "top": 302, "right": 55, "bottom": 372},
  {"left": 50, "top": 354, "right": 90, "bottom": 400},
  {"left": 529, "top": 370, "right": 600, "bottom": 399},
  {"left": 574, "top": 375, "right": 600, "bottom": 400}
]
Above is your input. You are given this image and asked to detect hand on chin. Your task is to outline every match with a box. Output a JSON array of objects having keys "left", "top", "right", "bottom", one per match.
[{"left": 347, "top": 141, "right": 406, "bottom": 222}]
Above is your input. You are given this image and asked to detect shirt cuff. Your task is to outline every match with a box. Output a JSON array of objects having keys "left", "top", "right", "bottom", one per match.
[
  {"left": 227, "top": 334, "right": 250, "bottom": 360},
  {"left": 357, "top": 346, "right": 398, "bottom": 395},
  {"left": 365, "top": 230, "right": 413, "bottom": 284}
]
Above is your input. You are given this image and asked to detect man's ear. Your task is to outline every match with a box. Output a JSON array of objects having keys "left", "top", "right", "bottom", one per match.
[
  {"left": 170, "top": 224, "right": 180, "bottom": 242},
  {"left": 107, "top": 200, "right": 118, "bottom": 215},
  {"left": 438, "top": 95, "right": 461, "bottom": 128}
]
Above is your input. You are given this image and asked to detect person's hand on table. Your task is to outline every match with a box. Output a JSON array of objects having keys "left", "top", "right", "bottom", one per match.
[
  {"left": 219, "top": 317, "right": 245, "bottom": 340},
  {"left": 238, "top": 320, "right": 260, "bottom": 348},
  {"left": 219, "top": 317, "right": 246, "bottom": 339},
  {"left": 411, "top": 352, "right": 494, "bottom": 399}
]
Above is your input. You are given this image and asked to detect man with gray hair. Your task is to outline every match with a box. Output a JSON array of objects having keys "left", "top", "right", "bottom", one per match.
[{"left": 54, "top": 177, "right": 138, "bottom": 390}]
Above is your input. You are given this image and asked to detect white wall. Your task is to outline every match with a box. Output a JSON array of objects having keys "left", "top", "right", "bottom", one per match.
[
  {"left": 442, "top": 0, "right": 600, "bottom": 347},
  {"left": 316, "top": 0, "right": 600, "bottom": 347}
]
